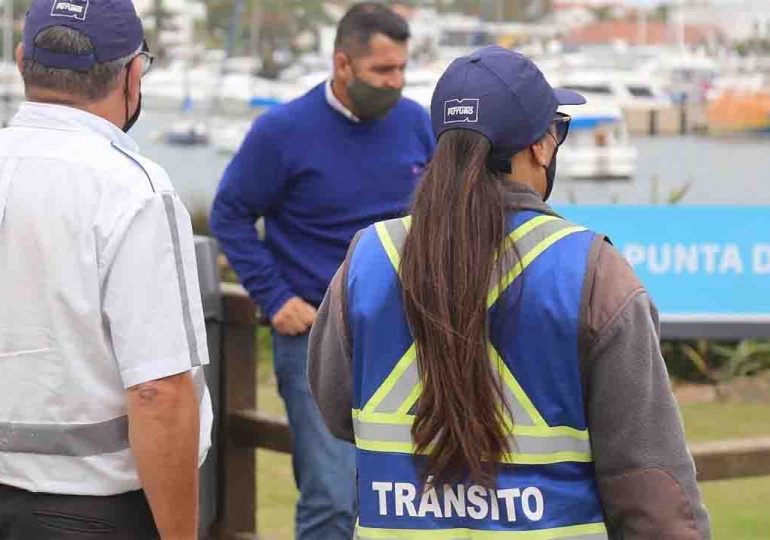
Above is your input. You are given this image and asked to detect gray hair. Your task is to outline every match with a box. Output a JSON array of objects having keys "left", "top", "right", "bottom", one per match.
[{"left": 21, "top": 26, "right": 135, "bottom": 101}]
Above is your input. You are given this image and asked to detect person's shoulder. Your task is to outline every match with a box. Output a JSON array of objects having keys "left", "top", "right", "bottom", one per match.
[
  {"left": 108, "top": 142, "right": 174, "bottom": 194},
  {"left": 353, "top": 217, "right": 411, "bottom": 259},
  {"left": 257, "top": 84, "right": 324, "bottom": 125},
  {"left": 583, "top": 235, "right": 646, "bottom": 341},
  {"left": 394, "top": 96, "right": 430, "bottom": 120}
]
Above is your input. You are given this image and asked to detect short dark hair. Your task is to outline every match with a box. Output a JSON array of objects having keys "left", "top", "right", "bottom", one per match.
[
  {"left": 334, "top": 2, "right": 410, "bottom": 56},
  {"left": 21, "top": 26, "right": 133, "bottom": 101}
]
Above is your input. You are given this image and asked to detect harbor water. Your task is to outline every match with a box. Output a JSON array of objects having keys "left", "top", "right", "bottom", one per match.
[{"left": 132, "top": 110, "right": 770, "bottom": 213}]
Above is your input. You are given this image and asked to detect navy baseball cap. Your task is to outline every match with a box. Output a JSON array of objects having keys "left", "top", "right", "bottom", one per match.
[
  {"left": 431, "top": 46, "right": 586, "bottom": 158},
  {"left": 23, "top": 0, "right": 144, "bottom": 72}
]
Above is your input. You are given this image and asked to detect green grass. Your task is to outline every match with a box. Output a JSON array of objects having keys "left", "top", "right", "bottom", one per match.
[
  {"left": 701, "top": 477, "right": 770, "bottom": 538},
  {"left": 253, "top": 331, "right": 770, "bottom": 538},
  {"left": 680, "top": 402, "right": 770, "bottom": 443},
  {"left": 255, "top": 329, "right": 299, "bottom": 540}
]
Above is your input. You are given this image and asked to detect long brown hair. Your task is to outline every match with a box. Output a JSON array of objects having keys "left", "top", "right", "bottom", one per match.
[{"left": 400, "top": 129, "right": 511, "bottom": 487}]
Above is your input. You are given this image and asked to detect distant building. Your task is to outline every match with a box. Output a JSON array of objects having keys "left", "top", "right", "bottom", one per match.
[
  {"left": 484, "top": 0, "right": 554, "bottom": 22},
  {"left": 679, "top": 0, "right": 770, "bottom": 42},
  {"left": 563, "top": 20, "right": 724, "bottom": 49}
]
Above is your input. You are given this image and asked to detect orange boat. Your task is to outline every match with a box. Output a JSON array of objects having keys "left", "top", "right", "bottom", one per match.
[{"left": 706, "top": 90, "right": 770, "bottom": 134}]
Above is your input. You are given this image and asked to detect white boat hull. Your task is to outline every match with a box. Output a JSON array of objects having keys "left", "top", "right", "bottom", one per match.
[{"left": 559, "top": 145, "right": 638, "bottom": 180}]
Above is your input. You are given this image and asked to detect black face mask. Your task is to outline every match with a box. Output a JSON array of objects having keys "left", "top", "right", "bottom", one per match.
[
  {"left": 347, "top": 72, "right": 402, "bottom": 122},
  {"left": 122, "top": 63, "right": 142, "bottom": 133},
  {"left": 543, "top": 148, "right": 557, "bottom": 201}
]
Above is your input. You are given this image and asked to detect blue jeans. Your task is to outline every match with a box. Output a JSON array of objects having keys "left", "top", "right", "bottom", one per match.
[{"left": 271, "top": 331, "right": 356, "bottom": 540}]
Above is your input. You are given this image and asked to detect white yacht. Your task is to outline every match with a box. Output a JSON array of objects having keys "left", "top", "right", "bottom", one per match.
[
  {"left": 557, "top": 69, "right": 672, "bottom": 113},
  {"left": 557, "top": 96, "right": 638, "bottom": 180}
]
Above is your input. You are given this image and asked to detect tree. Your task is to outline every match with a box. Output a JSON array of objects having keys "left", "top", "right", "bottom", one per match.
[{"left": 249, "top": 0, "right": 329, "bottom": 77}]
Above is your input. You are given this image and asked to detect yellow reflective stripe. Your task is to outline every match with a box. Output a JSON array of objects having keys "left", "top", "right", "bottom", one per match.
[
  {"left": 499, "top": 451, "right": 592, "bottom": 464},
  {"left": 356, "top": 522, "right": 608, "bottom": 539},
  {"left": 355, "top": 439, "right": 591, "bottom": 464},
  {"left": 488, "top": 344, "right": 547, "bottom": 428},
  {"left": 376, "top": 221, "right": 402, "bottom": 272},
  {"left": 511, "top": 424, "right": 589, "bottom": 440},
  {"left": 363, "top": 344, "right": 417, "bottom": 413},
  {"left": 487, "top": 225, "right": 587, "bottom": 309}
]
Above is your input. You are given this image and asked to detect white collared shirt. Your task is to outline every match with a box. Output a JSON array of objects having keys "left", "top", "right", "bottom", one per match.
[
  {"left": 0, "top": 102, "right": 212, "bottom": 496},
  {"left": 325, "top": 78, "right": 360, "bottom": 123}
]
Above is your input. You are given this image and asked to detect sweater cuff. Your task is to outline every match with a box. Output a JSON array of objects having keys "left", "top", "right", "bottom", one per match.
[{"left": 258, "top": 287, "right": 296, "bottom": 320}]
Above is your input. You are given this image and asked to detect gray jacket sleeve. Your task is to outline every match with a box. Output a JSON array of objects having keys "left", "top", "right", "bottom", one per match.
[
  {"left": 583, "top": 239, "right": 711, "bottom": 539},
  {"left": 307, "top": 234, "right": 359, "bottom": 443}
]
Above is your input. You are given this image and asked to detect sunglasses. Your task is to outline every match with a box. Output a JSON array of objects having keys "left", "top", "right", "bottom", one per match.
[{"left": 551, "top": 112, "right": 571, "bottom": 146}]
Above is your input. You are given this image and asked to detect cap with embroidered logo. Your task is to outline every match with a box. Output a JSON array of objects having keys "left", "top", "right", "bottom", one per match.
[
  {"left": 23, "top": 0, "right": 144, "bottom": 72},
  {"left": 431, "top": 46, "right": 586, "bottom": 158}
]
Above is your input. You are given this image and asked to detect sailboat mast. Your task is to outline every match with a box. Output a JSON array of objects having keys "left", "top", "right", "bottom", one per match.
[
  {"left": 209, "top": 0, "right": 245, "bottom": 116},
  {"left": 676, "top": 0, "right": 686, "bottom": 52},
  {"left": 2, "top": 0, "right": 12, "bottom": 127},
  {"left": 2, "top": 0, "right": 11, "bottom": 65}
]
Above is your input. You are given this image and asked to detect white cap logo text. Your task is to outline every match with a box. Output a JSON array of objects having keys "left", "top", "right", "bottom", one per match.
[
  {"left": 444, "top": 98, "right": 479, "bottom": 124},
  {"left": 51, "top": 0, "right": 89, "bottom": 21}
]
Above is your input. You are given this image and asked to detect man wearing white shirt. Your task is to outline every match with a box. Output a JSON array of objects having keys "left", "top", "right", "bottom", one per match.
[{"left": 0, "top": 0, "right": 211, "bottom": 538}]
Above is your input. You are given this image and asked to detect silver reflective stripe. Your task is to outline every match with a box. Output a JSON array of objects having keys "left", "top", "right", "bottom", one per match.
[
  {"left": 491, "top": 217, "right": 578, "bottom": 299},
  {"left": 372, "top": 359, "right": 419, "bottom": 414},
  {"left": 499, "top": 379, "right": 536, "bottom": 427},
  {"left": 0, "top": 158, "right": 18, "bottom": 227},
  {"left": 0, "top": 416, "right": 129, "bottom": 456},
  {"left": 193, "top": 367, "right": 207, "bottom": 403},
  {"left": 354, "top": 419, "right": 590, "bottom": 456},
  {"left": 161, "top": 192, "right": 201, "bottom": 368}
]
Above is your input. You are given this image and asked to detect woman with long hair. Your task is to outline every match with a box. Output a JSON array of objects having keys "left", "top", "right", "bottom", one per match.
[{"left": 309, "top": 47, "right": 709, "bottom": 539}]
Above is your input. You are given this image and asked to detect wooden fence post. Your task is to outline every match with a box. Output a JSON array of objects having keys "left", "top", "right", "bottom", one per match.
[{"left": 218, "top": 283, "right": 258, "bottom": 539}]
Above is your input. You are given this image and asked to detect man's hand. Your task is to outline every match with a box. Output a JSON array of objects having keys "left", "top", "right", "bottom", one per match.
[{"left": 272, "top": 297, "right": 317, "bottom": 335}]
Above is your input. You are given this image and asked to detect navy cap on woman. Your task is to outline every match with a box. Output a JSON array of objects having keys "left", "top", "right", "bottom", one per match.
[{"left": 431, "top": 45, "right": 585, "bottom": 200}]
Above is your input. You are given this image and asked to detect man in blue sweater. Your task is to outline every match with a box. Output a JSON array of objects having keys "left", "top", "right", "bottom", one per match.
[{"left": 210, "top": 3, "right": 434, "bottom": 538}]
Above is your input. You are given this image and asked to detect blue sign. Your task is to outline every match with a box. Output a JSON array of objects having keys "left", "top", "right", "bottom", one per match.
[{"left": 556, "top": 206, "right": 770, "bottom": 317}]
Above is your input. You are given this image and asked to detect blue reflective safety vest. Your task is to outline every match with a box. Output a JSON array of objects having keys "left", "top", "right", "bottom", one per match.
[{"left": 346, "top": 210, "right": 608, "bottom": 539}]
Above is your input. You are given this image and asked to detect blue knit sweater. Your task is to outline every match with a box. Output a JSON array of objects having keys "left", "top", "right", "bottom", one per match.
[{"left": 210, "top": 83, "right": 435, "bottom": 318}]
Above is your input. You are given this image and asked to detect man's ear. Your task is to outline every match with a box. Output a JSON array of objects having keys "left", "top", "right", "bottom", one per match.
[
  {"left": 16, "top": 43, "right": 24, "bottom": 74},
  {"left": 333, "top": 50, "right": 352, "bottom": 78}
]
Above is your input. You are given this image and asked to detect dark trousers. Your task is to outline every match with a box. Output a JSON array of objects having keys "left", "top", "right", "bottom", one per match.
[{"left": 0, "top": 484, "right": 159, "bottom": 539}]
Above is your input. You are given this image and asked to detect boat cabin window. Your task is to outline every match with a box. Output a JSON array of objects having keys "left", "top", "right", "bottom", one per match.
[{"left": 627, "top": 85, "right": 654, "bottom": 98}]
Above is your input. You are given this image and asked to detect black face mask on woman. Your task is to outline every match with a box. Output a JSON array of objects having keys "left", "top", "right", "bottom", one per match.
[{"left": 543, "top": 148, "right": 557, "bottom": 201}]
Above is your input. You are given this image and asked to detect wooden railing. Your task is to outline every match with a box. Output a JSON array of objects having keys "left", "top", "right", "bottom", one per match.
[{"left": 211, "top": 284, "right": 770, "bottom": 539}]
